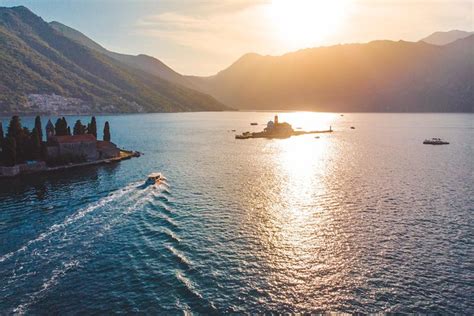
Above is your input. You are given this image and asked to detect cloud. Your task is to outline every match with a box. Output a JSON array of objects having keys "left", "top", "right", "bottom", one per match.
[{"left": 135, "top": 2, "right": 278, "bottom": 60}]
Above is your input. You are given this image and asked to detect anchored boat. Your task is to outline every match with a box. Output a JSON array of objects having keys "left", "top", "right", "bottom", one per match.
[{"left": 423, "top": 138, "right": 449, "bottom": 145}]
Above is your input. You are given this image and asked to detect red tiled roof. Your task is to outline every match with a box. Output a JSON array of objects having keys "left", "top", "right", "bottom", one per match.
[{"left": 50, "top": 134, "right": 96, "bottom": 144}]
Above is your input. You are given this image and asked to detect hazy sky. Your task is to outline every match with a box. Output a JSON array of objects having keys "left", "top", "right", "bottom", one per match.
[{"left": 1, "top": 0, "right": 472, "bottom": 75}]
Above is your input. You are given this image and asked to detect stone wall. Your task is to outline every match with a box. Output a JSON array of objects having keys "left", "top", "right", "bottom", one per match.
[
  {"left": 19, "top": 161, "right": 47, "bottom": 173},
  {"left": 0, "top": 161, "right": 47, "bottom": 177},
  {"left": 59, "top": 142, "right": 98, "bottom": 161},
  {"left": 0, "top": 165, "right": 20, "bottom": 177},
  {"left": 46, "top": 146, "right": 59, "bottom": 159}
]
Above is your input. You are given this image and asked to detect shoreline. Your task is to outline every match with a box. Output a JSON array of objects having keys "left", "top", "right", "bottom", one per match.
[{"left": 0, "top": 150, "right": 140, "bottom": 180}]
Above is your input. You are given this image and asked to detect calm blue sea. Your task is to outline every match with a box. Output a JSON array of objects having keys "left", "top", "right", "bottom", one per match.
[{"left": 0, "top": 112, "right": 473, "bottom": 314}]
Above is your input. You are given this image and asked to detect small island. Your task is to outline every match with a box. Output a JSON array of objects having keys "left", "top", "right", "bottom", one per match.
[
  {"left": 0, "top": 116, "right": 139, "bottom": 178},
  {"left": 236, "top": 115, "right": 333, "bottom": 139}
]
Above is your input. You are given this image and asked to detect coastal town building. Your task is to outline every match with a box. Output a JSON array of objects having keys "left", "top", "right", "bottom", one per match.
[
  {"left": 46, "top": 134, "right": 99, "bottom": 161},
  {"left": 45, "top": 135, "right": 121, "bottom": 161},
  {"left": 263, "top": 115, "right": 294, "bottom": 136},
  {"left": 45, "top": 119, "right": 55, "bottom": 139}
]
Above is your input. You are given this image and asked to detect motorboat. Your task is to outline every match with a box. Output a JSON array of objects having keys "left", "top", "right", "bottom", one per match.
[
  {"left": 423, "top": 138, "right": 449, "bottom": 145},
  {"left": 147, "top": 172, "right": 165, "bottom": 185},
  {"left": 250, "top": 122, "right": 258, "bottom": 126}
]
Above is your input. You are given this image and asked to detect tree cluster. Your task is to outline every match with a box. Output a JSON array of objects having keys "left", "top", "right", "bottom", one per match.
[
  {"left": 0, "top": 116, "right": 112, "bottom": 167},
  {"left": 0, "top": 116, "right": 42, "bottom": 166},
  {"left": 54, "top": 117, "right": 70, "bottom": 136}
]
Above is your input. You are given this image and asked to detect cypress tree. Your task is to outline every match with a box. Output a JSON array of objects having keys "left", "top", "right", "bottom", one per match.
[
  {"left": 55, "top": 118, "right": 68, "bottom": 136},
  {"left": 34, "top": 116, "right": 43, "bottom": 141},
  {"left": 55, "top": 118, "right": 63, "bottom": 136},
  {"left": 0, "top": 121, "right": 4, "bottom": 145},
  {"left": 67, "top": 126, "right": 71, "bottom": 136},
  {"left": 89, "top": 117, "right": 97, "bottom": 138},
  {"left": 6, "top": 116, "right": 26, "bottom": 162},
  {"left": 3, "top": 137, "right": 16, "bottom": 166},
  {"left": 62, "top": 117, "right": 69, "bottom": 136},
  {"left": 30, "top": 127, "right": 41, "bottom": 160},
  {"left": 92, "top": 117, "right": 97, "bottom": 137},
  {"left": 103, "top": 121, "right": 111, "bottom": 142},
  {"left": 6, "top": 116, "right": 22, "bottom": 139},
  {"left": 21, "top": 127, "right": 31, "bottom": 161}
]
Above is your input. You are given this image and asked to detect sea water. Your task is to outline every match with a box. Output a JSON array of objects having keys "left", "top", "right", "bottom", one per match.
[{"left": 0, "top": 112, "right": 472, "bottom": 313}]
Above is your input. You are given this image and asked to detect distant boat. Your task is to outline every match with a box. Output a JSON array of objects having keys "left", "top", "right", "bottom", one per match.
[
  {"left": 423, "top": 138, "right": 449, "bottom": 145},
  {"left": 231, "top": 129, "right": 236, "bottom": 132},
  {"left": 350, "top": 126, "right": 355, "bottom": 129},
  {"left": 315, "top": 136, "right": 320, "bottom": 139},
  {"left": 250, "top": 122, "right": 258, "bottom": 126},
  {"left": 235, "top": 131, "right": 252, "bottom": 139},
  {"left": 236, "top": 134, "right": 251, "bottom": 139},
  {"left": 340, "top": 114, "right": 344, "bottom": 117}
]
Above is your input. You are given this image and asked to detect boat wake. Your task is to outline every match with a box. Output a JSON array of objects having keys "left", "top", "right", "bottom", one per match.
[
  {"left": 165, "top": 244, "right": 193, "bottom": 269},
  {"left": 0, "top": 181, "right": 143, "bottom": 264},
  {"left": 13, "top": 259, "right": 80, "bottom": 315},
  {"left": 175, "top": 269, "right": 218, "bottom": 313},
  {"left": 0, "top": 180, "right": 171, "bottom": 314}
]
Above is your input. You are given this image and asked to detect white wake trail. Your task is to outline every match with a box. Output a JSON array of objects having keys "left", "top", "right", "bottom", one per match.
[{"left": 0, "top": 181, "right": 142, "bottom": 264}]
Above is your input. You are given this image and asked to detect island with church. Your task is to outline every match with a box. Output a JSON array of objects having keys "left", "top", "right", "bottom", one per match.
[
  {"left": 235, "top": 115, "right": 333, "bottom": 139},
  {"left": 0, "top": 116, "right": 140, "bottom": 178}
]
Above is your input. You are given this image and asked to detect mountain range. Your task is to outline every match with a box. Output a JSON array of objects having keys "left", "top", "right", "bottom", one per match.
[
  {"left": 189, "top": 37, "right": 473, "bottom": 112},
  {"left": 0, "top": 6, "right": 229, "bottom": 114},
  {"left": 0, "top": 6, "right": 472, "bottom": 113},
  {"left": 49, "top": 21, "right": 196, "bottom": 90},
  {"left": 421, "top": 30, "right": 474, "bottom": 46}
]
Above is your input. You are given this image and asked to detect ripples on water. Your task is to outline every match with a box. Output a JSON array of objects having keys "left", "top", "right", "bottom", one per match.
[{"left": 0, "top": 112, "right": 473, "bottom": 314}]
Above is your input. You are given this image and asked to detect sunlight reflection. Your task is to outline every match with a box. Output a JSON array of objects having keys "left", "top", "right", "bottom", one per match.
[
  {"left": 244, "top": 112, "right": 347, "bottom": 300},
  {"left": 265, "top": 112, "right": 338, "bottom": 256}
]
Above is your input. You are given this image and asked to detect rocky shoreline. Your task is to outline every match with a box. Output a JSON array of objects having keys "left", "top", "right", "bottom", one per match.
[{"left": 0, "top": 150, "right": 140, "bottom": 179}]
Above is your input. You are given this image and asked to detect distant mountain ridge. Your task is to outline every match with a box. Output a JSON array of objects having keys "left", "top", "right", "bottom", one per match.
[
  {"left": 0, "top": 6, "right": 229, "bottom": 114},
  {"left": 50, "top": 19, "right": 474, "bottom": 113},
  {"left": 187, "top": 37, "right": 474, "bottom": 112},
  {"left": 421, "top": 30, "right": 474, "bottom": 46},
  {"left": 49, "top": 21, "right": 196, "bottom": 89},
  {"left": 1, "top": 6, "right": 471, "bottom": 113}
]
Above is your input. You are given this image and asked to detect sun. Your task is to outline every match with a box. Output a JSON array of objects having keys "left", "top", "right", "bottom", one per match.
[{"left": 267, "top": 0, "right": 349, "bottom": 49}]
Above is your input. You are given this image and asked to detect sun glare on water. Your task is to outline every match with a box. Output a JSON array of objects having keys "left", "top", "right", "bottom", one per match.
[{"left": 267, "top": 0, "right": 349, "bottom": 49}]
